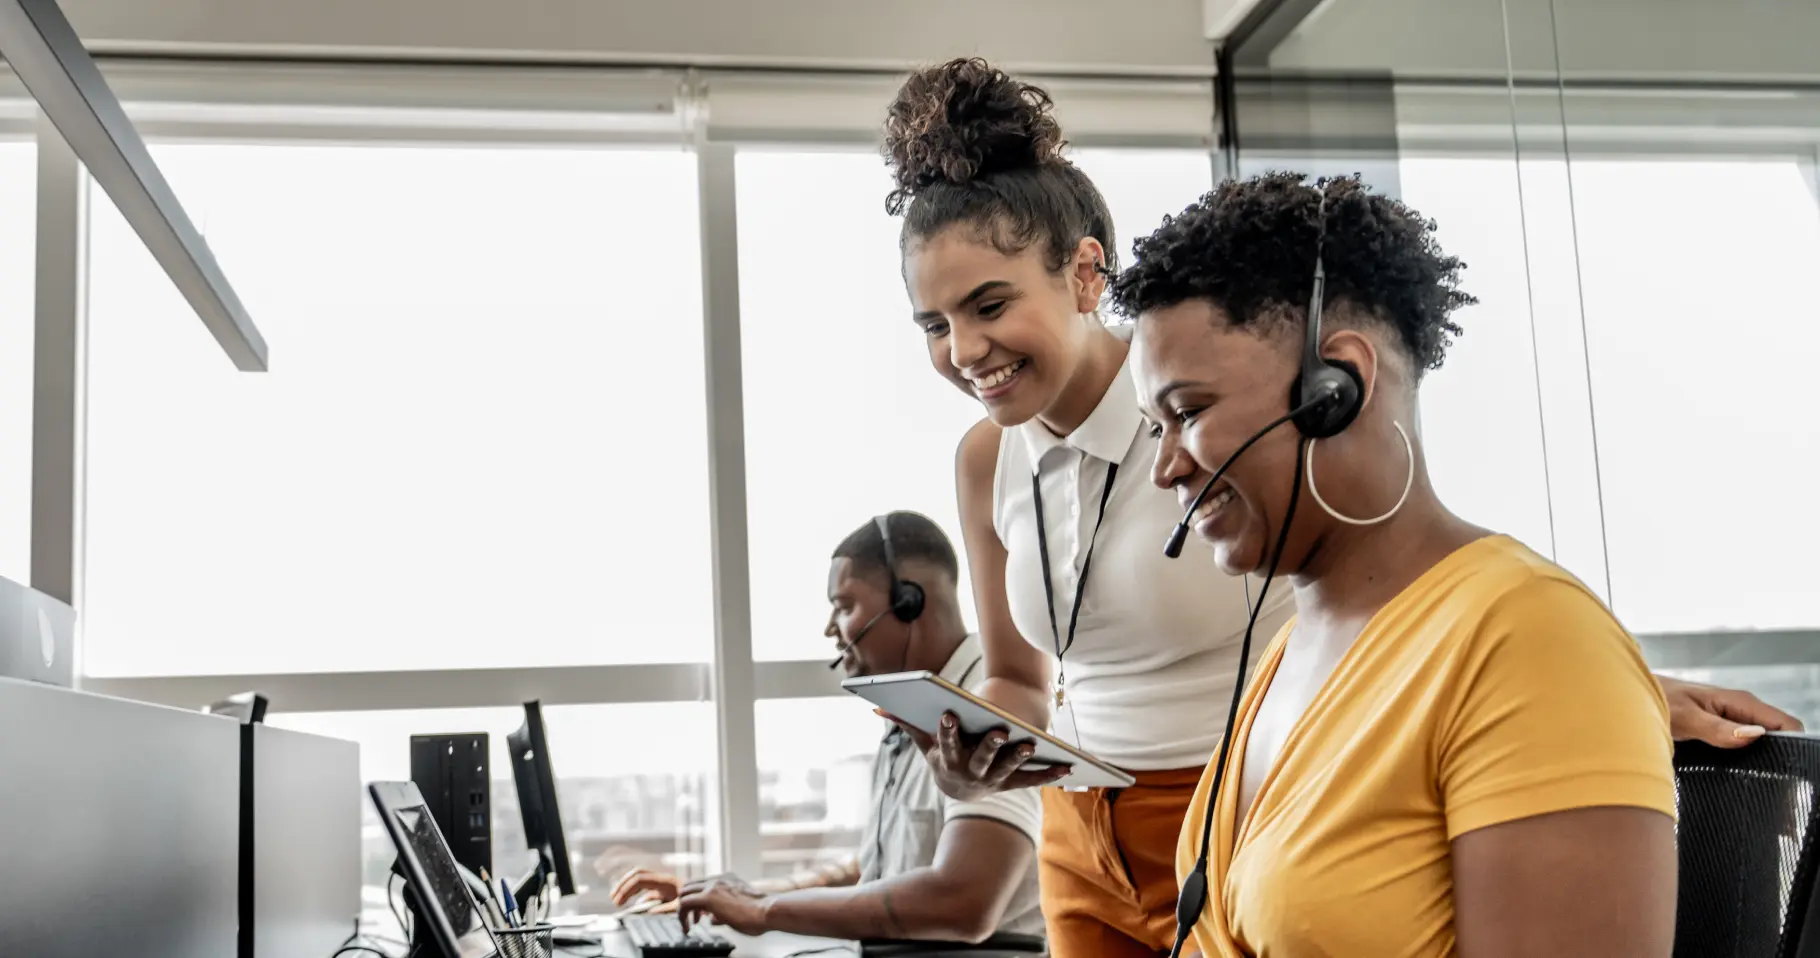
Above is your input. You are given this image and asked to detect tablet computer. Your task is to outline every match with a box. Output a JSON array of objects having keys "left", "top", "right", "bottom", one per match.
[{"left": 841, "top": 670, "right": 1136, "bottom": 790}]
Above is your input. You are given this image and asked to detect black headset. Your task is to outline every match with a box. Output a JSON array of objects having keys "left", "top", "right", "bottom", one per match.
[
  {"left": 875, "top": 513, "right": 926, "bottom": 623},
  {"left": 1166, "top": 183, "right": 1365, "bottom": 958}
]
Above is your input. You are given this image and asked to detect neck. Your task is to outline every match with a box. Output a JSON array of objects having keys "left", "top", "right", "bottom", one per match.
[
  {"left": 904, "top": 610, "right": 969, "bottom": 674},
  {"left": 1036, "top": 324, "right": 1127, "bottom": 437},
  {"left": 1290, "top": 456, "right": 1485, "bottom": 627}
]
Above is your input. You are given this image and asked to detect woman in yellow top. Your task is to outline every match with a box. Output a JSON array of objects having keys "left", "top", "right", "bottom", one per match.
[{"left": 1112, "top": 172, "right": 1680, "bottom": 957}]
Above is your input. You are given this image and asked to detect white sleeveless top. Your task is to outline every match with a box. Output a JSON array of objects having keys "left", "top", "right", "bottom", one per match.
[{"left": 991, "top": 330, "right": 1296, "bottom": 771}]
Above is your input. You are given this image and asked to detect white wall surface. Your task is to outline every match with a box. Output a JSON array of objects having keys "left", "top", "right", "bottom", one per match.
[
  {"left": 1270, "top": 0, "right": 1820, "bottom": 82},
  {"left": 61, "top": 0, "right": 1218, "bottom": 76}
]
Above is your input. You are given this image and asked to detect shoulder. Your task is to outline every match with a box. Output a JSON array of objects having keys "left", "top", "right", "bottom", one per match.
[
  {"left": 1467, "top": 545, "right": 1629, "bottom": 655},
  {"left": 941, "top": 785, "right": 1042, "bottom": 843},
  {"left": 956, "top": 417, "right": 1010, "bottom": 510},
  {"left": 956, "top": 417, "right": 1004, "bottom": 482}
]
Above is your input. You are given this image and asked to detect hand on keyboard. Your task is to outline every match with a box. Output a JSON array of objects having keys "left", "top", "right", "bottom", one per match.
[
  {"left": 678, "top": 876, "right": 771, "bottom": 937},
  {"left": 623, "top": 914, "right": 735, "bottom": 958}
]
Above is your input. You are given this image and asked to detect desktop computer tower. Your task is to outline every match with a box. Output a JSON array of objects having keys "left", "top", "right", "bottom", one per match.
[{"left": 410, "top": 732, "right": 492, "bottom": 877}]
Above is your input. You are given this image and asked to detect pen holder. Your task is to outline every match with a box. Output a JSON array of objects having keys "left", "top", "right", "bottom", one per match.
[{"left": 494, "top": 925, "right": 556, "bottom": 958}]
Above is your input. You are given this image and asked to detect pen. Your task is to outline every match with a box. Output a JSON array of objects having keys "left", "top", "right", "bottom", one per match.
[
  {"left": 500, "top": 877, "right": 521, "bottom": 928},
  {"left": 478, "top": 869, "right": 509, "bottom": 930}
]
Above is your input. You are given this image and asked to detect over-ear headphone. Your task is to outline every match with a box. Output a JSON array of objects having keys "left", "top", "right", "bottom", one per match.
[
  {"left": 875, "top": 514, "right": 925, "bottom": 623},
  {"left": 1288, "top": 186, "right": 1364, "bottom": 439}
]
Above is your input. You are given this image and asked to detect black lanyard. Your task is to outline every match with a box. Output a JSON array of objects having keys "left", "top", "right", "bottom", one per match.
[{"left": 1031, "top": 462, "right": 1119, "bottom": 685}]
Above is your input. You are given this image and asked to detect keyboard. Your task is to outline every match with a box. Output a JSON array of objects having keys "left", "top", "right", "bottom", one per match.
[{"left": 622, "top": 914, "right": 736, "bottom": 958}]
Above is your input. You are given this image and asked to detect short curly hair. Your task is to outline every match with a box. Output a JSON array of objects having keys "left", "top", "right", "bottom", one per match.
[{"left": 1108, "top": 173, "right": 1473, "bottom": 375}]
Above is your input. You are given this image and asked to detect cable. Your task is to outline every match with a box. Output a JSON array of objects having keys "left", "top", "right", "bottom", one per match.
[
  {"left": 1167, "top": 441, "right": 1307, "bottom": 958},
  {"left": 330, "top": 947, "right": 396, "bottom": 958},
  {"left": 388, "top": 872, "right": 408, "bottom": 940}
]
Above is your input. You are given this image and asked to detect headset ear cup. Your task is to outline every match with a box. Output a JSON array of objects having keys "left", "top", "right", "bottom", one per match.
[
  {"left": 1290, "top": 360, "right": 1365, "bottom": 439},
  {"left": 892, "top": 581, "right": 926, "bottom": 623}
]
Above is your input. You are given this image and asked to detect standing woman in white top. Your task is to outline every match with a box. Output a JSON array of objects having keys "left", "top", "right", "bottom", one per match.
[
  {"left": 877, "top": 57, "right": 1803, "bottom": 958},
  {"left": 880, "top": 58, "right": 1294, "bottom": 958}
]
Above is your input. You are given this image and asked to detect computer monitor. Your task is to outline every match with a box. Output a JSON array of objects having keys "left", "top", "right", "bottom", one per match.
[
  {"left": 507, "top": 700, "right": 577, "bottom": 896},
  {"left": 369, "top": 781, "right": 498, "bottom": 958}
]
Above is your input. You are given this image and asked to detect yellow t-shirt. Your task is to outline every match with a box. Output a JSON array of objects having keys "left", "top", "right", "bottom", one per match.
[{"left": 1175, "top": 535, "right": 1675, "bottom": 958}]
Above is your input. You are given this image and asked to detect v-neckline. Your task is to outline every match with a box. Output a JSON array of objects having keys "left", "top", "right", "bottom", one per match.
[{"left": 1224, "top": 534, "right": 1507, "bottom": 858}]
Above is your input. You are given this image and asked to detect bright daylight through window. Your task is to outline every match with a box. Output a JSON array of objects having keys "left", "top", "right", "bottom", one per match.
[
  {"left": 0, "top": 142, "right": 35, "bottom": 585},
  {"left": 82, "top": 143, "right": 712, "bottom": 677}
]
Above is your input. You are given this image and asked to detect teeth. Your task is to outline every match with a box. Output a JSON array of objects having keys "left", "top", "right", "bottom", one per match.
[
  {"left": 1194, "top": 486, "right": 1236, "bottom": 523},
  {"left": 974, "top": 359, "right": 1026, "bottom": 391}
]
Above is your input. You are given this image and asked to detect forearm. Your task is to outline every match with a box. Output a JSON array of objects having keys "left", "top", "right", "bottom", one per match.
[
  {"left": 977, "top": 676, "right": 1051, "bottom": 731},
  {"left": 750, "top": 858, "right": 860, "bottom": 896},
  {"left": 759, "top": 869, "right": 995, "bottom": 943}
]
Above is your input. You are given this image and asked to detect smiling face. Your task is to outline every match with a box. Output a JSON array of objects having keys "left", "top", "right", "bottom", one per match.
[
  {"left": 1133, "top": 301, "right": 1319, "bottom": 577},
  {"left": 904, "top": 227, "right": 1106, "bottom": 427}
]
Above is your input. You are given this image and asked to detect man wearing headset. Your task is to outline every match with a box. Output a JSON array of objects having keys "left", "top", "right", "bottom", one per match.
[{"left": 611, "top": 511, "right": 1043, "bottom": 943}]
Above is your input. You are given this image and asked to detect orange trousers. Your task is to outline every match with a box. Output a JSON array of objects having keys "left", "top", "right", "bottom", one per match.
[{"left": 1038, "top": 767, "right": 1203, "bottom": 958}]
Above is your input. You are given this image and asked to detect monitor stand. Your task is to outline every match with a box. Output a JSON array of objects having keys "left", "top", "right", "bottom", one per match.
[{"left": 393, "top": 858, "right": 475, "bottom": 958}]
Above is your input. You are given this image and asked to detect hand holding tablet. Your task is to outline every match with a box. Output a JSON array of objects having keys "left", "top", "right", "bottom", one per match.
[{"left": 842, "top": 670, "right": 1136, "bottom": 792}]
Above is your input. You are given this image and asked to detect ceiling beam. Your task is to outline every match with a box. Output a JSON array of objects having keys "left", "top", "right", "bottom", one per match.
[{"left": 0, "top": 0, "right": 268, "bottom": 370}]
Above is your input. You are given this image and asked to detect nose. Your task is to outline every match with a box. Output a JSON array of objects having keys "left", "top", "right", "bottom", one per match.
[
  {"left": 947, "top": 319, "right": 989, "bottom": 372},
  {"left": 1151, "top": 429, "right": 1194, "bottom": 491},
  {"left": 824, "top": 614, "right": 839, "bottom": 641}
]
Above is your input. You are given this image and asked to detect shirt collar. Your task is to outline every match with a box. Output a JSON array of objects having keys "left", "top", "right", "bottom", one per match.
[
  {"left": 938, "top": 633, "right": 985, "bottom": 688},
  {"left": 883, "top": 635, "right": 987, "bottom": 748},
  {"left": 1016, "top": 343, "right": 1142, "bottom": 473}
]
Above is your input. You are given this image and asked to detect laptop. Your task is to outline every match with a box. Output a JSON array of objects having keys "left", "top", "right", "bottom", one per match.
[{"left": 0, "top": 575, "right": 75, "bottom": 688}]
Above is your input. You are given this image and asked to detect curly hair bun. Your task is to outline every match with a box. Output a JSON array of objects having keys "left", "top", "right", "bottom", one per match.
[{"left": 883, "top": 58, "right": 1066, "bottom": 214}]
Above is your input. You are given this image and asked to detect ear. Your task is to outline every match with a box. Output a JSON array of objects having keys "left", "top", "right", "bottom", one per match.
[
  {"left": 1321, "top": 327, "right": 1381, "bottom": 409},
  {"left": 1067, "top": 236, "right": 1108, "bottom": 313}
]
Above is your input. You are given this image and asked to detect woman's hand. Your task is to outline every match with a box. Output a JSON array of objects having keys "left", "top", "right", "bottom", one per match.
[
  {"left": 882, "top": 710, "right": 1070, "bottom": 801},
  {"left": 1659, "top": 675, "right": 1803, "bottom": 747}
]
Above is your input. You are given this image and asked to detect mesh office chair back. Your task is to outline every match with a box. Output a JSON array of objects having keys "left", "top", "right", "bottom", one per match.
[{"left": 1674, "top": 734, "right": 1820, "bottom": 958}]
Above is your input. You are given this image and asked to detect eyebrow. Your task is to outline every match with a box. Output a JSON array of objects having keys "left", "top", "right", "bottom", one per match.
[
  {"left": 1149, "top": 379, "right": 1202, "bottom": 410},
  {"left": 913, "top": 280, "right": 1013, "bottom": 323}
]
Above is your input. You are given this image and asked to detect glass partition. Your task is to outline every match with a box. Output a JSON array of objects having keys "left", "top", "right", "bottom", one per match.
[{"left": 1229, "top": 0, "right": 1820, "bottom": 717}]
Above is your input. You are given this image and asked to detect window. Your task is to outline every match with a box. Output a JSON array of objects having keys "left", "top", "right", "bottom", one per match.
[
  {"left": 1069, "top": 149, "right": 1217, "bottom": 267},
  {"left": 0, "top": 142, "right": 34, "bottom": 584},
  {"left": 266, "top": 702, "right": 716, "bottom": 914},
  {"left": 753, "top": 696, "right": 888, "bottom": 876},
  {"left": 738, "top": 148, "right": 1214, "bottom": 662},
  {"left": 1565, "top": 158, "right": 1820, "bottom": 633},
  {"left": 1399, "top": 157, "right": 1557, "bottom": 562},
  {"left": 82, "top": 143, "right": 712, "bottom": 677}
]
